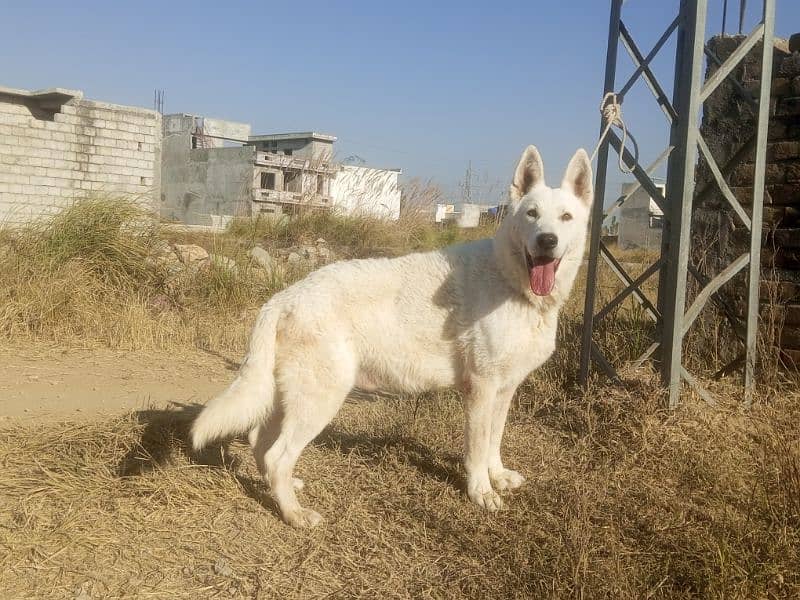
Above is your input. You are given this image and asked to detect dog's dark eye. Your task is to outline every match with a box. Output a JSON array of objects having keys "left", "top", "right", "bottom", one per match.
[
  {"left": 526, "top": 208, "right": 538, "bottom": 218},
  {"left": 561, "top": 212, "right": 573, "bottom": 222}
]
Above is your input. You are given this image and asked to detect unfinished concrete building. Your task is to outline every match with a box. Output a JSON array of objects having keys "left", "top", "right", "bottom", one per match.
[
  {"left": 160, "top": 113, "right": 400, "bottom": 224},
  {"left": 160, "top": 116, "right": 339, "bottom": 224},
  {"left": 249, "top": 132, "right": 335, "bottom": 161},
  {"left": 0, "top": 85, "right": 161, "bottom": 224},
  {"left": 248, "top": 132, "right": 337, "bottom": 214}
]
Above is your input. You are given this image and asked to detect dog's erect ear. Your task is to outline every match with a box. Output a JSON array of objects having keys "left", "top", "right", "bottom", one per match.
[
  {"left": 561, "top": 149, "right": 593, "bottom": 206},
  {"left": 510, "top": 145, "right": 545, "bottom": 202}
]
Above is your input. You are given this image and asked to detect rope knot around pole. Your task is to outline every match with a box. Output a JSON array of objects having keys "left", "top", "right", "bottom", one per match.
[
  {"left": 600, "top": 92, "right": 624, "bottom": 129},
  {"left": 590, "top": 92, "right": 638, "bottom": 174}
]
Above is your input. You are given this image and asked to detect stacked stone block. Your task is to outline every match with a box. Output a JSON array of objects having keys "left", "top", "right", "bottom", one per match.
[
  {"left": 0, "top": 89, "right": 161, "bottom": 224},
  {"left": 693, "top": 35, "right": 800, "bottom": 366}
]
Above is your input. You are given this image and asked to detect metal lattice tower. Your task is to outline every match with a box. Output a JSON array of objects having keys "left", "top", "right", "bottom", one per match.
[{"left": 578, "top": 0, "right": 776, "bottom": 407}]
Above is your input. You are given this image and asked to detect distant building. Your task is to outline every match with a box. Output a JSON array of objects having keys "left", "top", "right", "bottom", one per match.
[
  {"left": 248, "top": 132, "right": 338, "bottom": 216},
  {"left": 606, "top": 181, "right": 665, "bottom": 250},
  {"left": 329, "top": 164, "right": 401, "bottom": 220},
  {"left": 160, "top": 114, "right": 399, "bottom": 225},
  {"left": 434, "top": 202, "right": 501, "bottom": 228},
  {"left": 0, "top": 85, "right": 160, "bottom": 224},
  {"left": 249, "top": 132, "right": 335, "bottom": 162},
  {"left": 434, "top": 203, "right": 456, "bottom": 223}
]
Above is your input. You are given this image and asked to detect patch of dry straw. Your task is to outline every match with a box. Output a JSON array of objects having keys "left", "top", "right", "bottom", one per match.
[{"left": 1, "top": 381, "right": 798, "bottom": 599}]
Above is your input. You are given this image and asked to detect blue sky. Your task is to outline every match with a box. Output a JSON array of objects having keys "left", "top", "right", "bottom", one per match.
[{"left": 2, "top": 1, "right": 798, "bottom": 204}]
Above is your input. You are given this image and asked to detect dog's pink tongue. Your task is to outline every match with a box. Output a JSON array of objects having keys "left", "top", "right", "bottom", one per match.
[{"left": 530, "top": 258, "right": 557, "bottom": 296}]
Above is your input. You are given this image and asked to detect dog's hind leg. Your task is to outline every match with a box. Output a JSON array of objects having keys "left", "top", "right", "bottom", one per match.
[
  {"left": 463, "top": 378, "right": 504, "bottom": 512},
  {"left": 249, "top": 410, "right": 305, "bottom": 491},
  {"left": 248, "top": 411, "right": 280, "bottom": 474},
  {"left": 261, "top": 345, "right": 356, "bottom": 528},
  {"left": 487, "top": 385, "right": 526, "bottom": 492},
  {"left": 263, "top": 393, "right": 349, "bottom": 527}
]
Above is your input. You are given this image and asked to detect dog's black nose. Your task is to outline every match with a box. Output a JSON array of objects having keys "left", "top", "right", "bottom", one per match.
[{"left": 537, "top": 233, "right": 558, "bottom": 250}]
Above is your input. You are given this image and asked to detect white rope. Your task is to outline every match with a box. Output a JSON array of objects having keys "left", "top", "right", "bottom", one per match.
[{"left": 590, "top": 92, "right": 638, "bottom": 174}]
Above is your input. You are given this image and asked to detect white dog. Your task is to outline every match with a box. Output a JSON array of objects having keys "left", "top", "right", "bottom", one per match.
[{"left": 192, "top": 146, "right": 593, "bottom": 527}]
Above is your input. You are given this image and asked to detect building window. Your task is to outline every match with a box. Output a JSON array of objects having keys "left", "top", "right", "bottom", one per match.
[
  {"left": 191, "top": 136, "right": 198, "bottom": 149},
  {"left": 284, "top": 149, "right": 293, "bottom": 156},
  {"left": 649, "top": 215, "right": 664, "bottom": 229},
  {"left": 316, "top": 175, "right": 324, "bottom": 195},
  {"left": 260, "top": 172, "right": 276, "bottom": 190},
  {"left": 285, "top": 171, "right": 301, "bottom": 193}
]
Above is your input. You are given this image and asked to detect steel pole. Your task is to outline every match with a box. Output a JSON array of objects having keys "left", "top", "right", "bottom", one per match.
[{"left": 579, "top": 0, "right": 624, "bottom": 387}]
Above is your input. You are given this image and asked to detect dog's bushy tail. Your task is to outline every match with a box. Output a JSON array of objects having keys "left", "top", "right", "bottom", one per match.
[{"left": 191, "top": 303, "right": 281, "bottom": 451}]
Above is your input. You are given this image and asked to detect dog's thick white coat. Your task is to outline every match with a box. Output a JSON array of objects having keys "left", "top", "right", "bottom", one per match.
[{"left": 192, "top": 146, "right": 593, "bottom": 527}]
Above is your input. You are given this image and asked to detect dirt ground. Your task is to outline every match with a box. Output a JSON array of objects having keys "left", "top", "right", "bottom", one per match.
[{"left": 0, "top": 345, "right": 232, "bottom": 422}]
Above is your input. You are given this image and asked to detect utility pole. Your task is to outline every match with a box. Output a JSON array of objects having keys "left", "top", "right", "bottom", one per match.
[{"left": 460, "top": 161, "right": 474, "bottom": 204}]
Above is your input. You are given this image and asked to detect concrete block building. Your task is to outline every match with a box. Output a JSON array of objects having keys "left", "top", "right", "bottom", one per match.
[
  {"left": 617, "top": 182, "right": 665, "bottom": 250},
  {"left": 0, "top": 85, "right": 161, "bottom": 223},
  {"left": 434, "top": 202, "right": 498, "bottom": 228},
  {"left": 249, "top": 132, "right": 335, "bottom": 161},
  {"left": 160, "top": 112, "right": 400, "bottom": 224},
  {"left": 249, "top": 132, "right": 338, "bottom": 215}
]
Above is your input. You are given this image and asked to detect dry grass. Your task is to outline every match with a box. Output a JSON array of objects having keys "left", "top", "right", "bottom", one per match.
[
  {"left": 0, "top": 198, "right": 494, "bottom": 353},
  {"left": 1, "top": 383, "right": 798, "bottom": 598},
  {"left": 0, "top": 198, "right": 265, "bottom": 351},
  {"left": 1, "top": 198, "right": 799, "bottom": 598},
  {"left": 221, "top": 208, "right": 496, "bottom": 260}
]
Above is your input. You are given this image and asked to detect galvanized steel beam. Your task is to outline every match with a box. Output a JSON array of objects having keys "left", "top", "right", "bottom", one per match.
[{"left": 579, "top": 0, "right": 776, "bottom": 408}]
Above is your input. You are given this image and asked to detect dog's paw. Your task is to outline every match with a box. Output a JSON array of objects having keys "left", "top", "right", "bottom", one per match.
[
  {"left": 467, "top": 483, "right": 504, "bottom": 512},
  {"left": 490, "top": 468, "right": 526, "bottom": 492},
  {"left": 292, "top": 477, "right": 305, "bottom": 491},
  {"left": 284, "top": 507, "right": 324, "bottom": 528}
]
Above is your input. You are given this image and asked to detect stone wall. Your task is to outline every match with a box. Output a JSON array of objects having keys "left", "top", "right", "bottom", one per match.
[
  {"left": 0, "top": 87, "right": 161, "bottom": 224},
  {"left": 693, "top": 35, "right": 800, "bottom": 365}
]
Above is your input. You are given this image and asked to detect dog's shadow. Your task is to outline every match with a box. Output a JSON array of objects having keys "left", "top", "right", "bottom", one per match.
[
  {"left": 116, "top": 405, "right": 463, "bottom": 520},
  {"left": 313, "top": 427, "right": 462, "bottom": 488},
  {"left": 116, "top": 404, "right": 278, "bottom": 513}
]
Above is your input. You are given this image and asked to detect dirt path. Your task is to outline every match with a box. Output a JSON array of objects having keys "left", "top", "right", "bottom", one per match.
[{"left": 0, "top": 345, "right": 234, "bottom": 422}]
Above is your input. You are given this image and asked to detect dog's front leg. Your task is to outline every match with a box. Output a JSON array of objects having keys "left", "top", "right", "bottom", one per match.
[
  {"left": 488, "top": 385, "right": 526, "bottom": 492},
  {"left": 463, "top": 379, "right": 504, "bottom": 512}
]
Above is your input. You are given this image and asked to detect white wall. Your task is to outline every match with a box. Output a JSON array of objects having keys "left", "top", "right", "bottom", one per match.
[
  {"left": 330, "top": 165, "right": 401, "bottom": 220},
  {"left": 457, "top": 203, "right": 482, "bottom": 228}
]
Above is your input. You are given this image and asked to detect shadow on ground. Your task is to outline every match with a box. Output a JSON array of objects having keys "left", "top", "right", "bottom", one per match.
[
  {"left": 115, "top": 404, "right": 464, "bottom": 521},
  {"left": 314, "top": 426, "right": 463, "bottom": 488}
]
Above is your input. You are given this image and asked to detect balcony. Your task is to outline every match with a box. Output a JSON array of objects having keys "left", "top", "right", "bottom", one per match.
[
  {"left": 255, "top": 152, "right": 337, "bottom": 174},
  {"left": 253, "top": 189, "right": 331, "bottom": 206}
]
